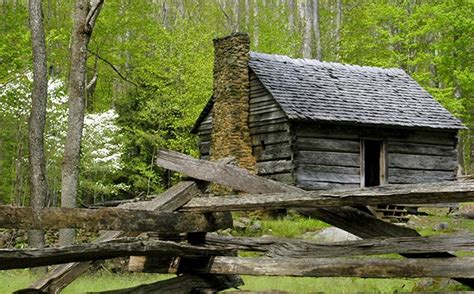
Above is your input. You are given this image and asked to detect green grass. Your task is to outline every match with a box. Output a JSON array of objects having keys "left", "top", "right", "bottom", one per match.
[
  {"left": 2, "top": 270, "right": 417, "bottom": 293},
  {"left": 238, "top": 276, "right": 417, "bottom": 293},
  {"left": 408, "top": 206, "right": 474, "bottom": 237},
  {"left": 0, "top": 270, "right": 171, "bottom": 293},
  {"left": 232, "top": 212, "right": 330, "bottom": 238},
  {"left": 1, "top": 269, "right": 37, "bottom": 293}
]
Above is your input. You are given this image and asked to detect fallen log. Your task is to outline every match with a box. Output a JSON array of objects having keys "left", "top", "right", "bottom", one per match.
[
  {"left": 155, "top": 150, "right": 474, "bottom": 288},
  {"left": 180, "top": 181, "right": 474, "bottom": 212},
  {"left": 0, "top": 238, "right": 232, "bottom": 270},
  {"left": 0, "top": 205, "right": 231, "bottom": 232},
  {"left": 203, "top": 233, "right": 474, "bottom": 258},
  {"left": 176, "top": 256, "right": 474, "bottom": 278}
]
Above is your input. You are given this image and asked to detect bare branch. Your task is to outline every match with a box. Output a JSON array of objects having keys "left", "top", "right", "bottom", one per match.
[
  {"left": 85, "top": 0, "right": 104, "bottom": 31},
  {"left": 88, "top": 49, "right": 138, "bottom": 87}
]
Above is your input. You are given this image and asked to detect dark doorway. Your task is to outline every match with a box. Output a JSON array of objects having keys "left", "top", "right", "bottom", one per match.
[{"left": 363, "top": 140, "right": 384, "bottom": 187}]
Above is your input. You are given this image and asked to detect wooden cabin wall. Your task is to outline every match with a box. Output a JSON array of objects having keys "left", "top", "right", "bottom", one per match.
[
  {"left": 196, "top": 111, "right": 212, "bottom": 160},
  {"left": 249, "top": 72, "right": 294, "bottom": 185},
  {"left": 293, "top": 124, "right": 361, "bottom": 190},
  {"left": 386, "top": 132, "right": 458, "bottom": 184},
  {"left": 293, "top": 123, "right": 458, "bottom": 190}
]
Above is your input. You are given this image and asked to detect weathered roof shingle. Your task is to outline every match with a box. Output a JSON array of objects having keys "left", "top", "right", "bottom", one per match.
[{"left": 249, "top": 52, "right": 464, "bottom": 130}]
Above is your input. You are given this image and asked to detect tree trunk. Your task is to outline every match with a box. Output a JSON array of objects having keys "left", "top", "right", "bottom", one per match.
[
  {"left": 335, "top": 0, "right": 342, "bottom": 60},
  {"left": 253, "top": 0, "right": 258, "bottom": 48},
  {"left": 27, "top": 0, "right": 48, "bottom": 274},
  {"left": 312, "top": 0, "right": 322, "bottom": 60},
  {"left": 300, "top": 0, "right": 312, "bottom": 58},
  {"left": 233, "top": 0, "right": 240, "bottom": 32},
  {"left": 177, "top": 0, "right": 185, "bottom": 18},
  {"left": 245, "top": 0, "right": 250, "bottom": 30},
  {"left": 60, "top": 0, "right": 104, "bottom": 246},
  {"left": 162, "top": 0, "right": 169, "bottom": 28},
  {"left": 288, "top": 0, "right": 294, "bottom": 33}
]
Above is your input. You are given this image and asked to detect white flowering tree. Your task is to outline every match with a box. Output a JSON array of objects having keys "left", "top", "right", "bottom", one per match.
[
  {"left": 0, "top": 73, "right": 126, "bottom": 205},
  {"left": 81, "top": 109, "right": 128, "bottom": 204}
]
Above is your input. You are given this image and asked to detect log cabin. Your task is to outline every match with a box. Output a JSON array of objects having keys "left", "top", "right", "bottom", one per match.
[{"left": 191, "top": 33, "right": 464, "bottom": 218}]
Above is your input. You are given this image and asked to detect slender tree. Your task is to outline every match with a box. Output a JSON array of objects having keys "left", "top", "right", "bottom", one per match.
[
  {"left": 335, "top": 0, "right": 342, "bottom": 60},
  {"left": 60, "top": 0, "right": 104, "bottom": 246},
  {"left": 253, "top": 0, "right": 259, "bottom": 48},
  {"left": 245, "top": 0, "right": 250, "bottom": 30},
  {"left": 300, "top": 0, "right": 312, "bottom": 58},
  {"left": 27, "top": 0, "right": 48, "bottom": 258},
  {"left": 312, "top": 0, "right": 322, "bottom": 60},
  {"left": 288, "top": 0, "right": 295, "bottom": 33},
  {"left": 233, "top": 0, "right": 240, "bottom": 32}
]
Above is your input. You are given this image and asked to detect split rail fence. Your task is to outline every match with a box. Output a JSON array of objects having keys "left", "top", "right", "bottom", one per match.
[{"left": 1, "top": 149, "right": 474, "bottom": 293}]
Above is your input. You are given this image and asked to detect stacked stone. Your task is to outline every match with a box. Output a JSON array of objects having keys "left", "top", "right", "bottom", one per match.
[{"left": 211, "top": 33, "right": 256, "bottom": 176}]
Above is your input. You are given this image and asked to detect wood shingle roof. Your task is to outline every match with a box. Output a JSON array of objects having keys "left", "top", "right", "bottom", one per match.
[
  {"left": 192, "top": 52, "right": 464, "bottom": 133},
  {"left": 249, "top": 52, "right": 464, "bottom": 130}
]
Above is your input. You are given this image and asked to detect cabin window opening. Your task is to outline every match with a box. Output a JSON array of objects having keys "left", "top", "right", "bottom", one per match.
[{"left": 362, "top": 139, "right": 386, "bottom": 187}]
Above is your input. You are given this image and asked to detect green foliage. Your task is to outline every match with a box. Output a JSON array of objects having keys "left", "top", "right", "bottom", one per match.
[{"left": 0, "top": 0, "right": 473, "bottom": 202}]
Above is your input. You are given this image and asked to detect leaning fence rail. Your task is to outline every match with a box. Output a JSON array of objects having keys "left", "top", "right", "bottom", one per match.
[{"left": 0, "top": 149, "right": 472, "bottom": 293}]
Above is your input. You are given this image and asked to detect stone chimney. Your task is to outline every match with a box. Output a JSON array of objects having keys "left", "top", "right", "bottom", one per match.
[{"left": 210, "top": 33, "right": 256, "bottom": 172}]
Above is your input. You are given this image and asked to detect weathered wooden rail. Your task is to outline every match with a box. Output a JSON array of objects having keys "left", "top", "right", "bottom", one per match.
[{"left": 1, "top": 149, "right": 473, "bottom": 293}]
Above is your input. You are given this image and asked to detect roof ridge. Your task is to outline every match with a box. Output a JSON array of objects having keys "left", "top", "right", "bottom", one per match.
[{"left": 249, "top": 51, "right": 406, "bottom": 74}]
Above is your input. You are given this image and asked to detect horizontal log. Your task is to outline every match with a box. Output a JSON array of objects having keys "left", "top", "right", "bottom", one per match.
[
  {"left": 388, "top": 141, "right": 456, "bottom": 156},
  {"left": 249, "top": 111, "right": 287, "bottom": 123},
  {"left": 297, "top": 181, "right": 359, "bottom": 190},
  {"left": 181, "top": 256, "right": 474, "bottom": 278},
  {"left": 0, "top": 238, "right": 232, "bottom": 270},
  {"left": 296, "top": 168, "right": 360, "bottom": 184},
  {"left": 197, "top": 122, "right": 212, "bottom": 133},
  {"left": 181, "top": 181, "right": 474, "bottom": 212},
  {"left": 249, "top": 122, "right": 289, "bottom": 135},
  {"left": 251, "top": 131, "right": 291, "bottom": 146},
  {"left": 388, "top": 168, "right": 455, "bottom": 184},
  {"left": 249, "top": 99, "right": 279, "bottom": 111},
  {"left": 251, "top": 105, "right": 284, "bottom": 115},
  {"left": 249, "top": 94, "right": 274, "bottom": 104},
  {"left": 297, "top": 164, "right": 360, "bottom": 177},
  {"left": 296, "top": 137, "right": 360, "bottom": 153},
  {"left": 249, "top": 117, "right": 289, "bottom": 128},
  {"left": 256, "top": 160, "right": 294, "bottom": 175},
  {"left": 203, "top": 233, "right": 474, "bottom": 258},
  {"left": 296, "top": 151, "right": 360, "bottom": 167},
  {"left": 253, "top": 144, "right": 292, "bottom": 161},
  {"left": 388, "top": 153, "right": 457, "bottom": 171},
  {"left": 0, "top": 206, "right": 232, "bottom": 232}
]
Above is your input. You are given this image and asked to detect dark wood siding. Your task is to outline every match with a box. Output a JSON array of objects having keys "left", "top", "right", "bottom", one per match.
[
  {"left": 293, "top": 124, "right": 361, "bottom": 190},
  {"left": 293, "top": 123, "right": 458, "bottom": 190},
  {"left": 196, "top": 111, "right": 212, "bottom": 160},
  {"left": 386, "top": 137, "right": 457, "bottom": 184},
  {"left": 249, "top": 72, "right": 294, "bottom": 185}
]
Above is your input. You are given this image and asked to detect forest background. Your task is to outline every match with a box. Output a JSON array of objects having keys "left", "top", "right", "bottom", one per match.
[{"left": 1, "top": 0, "right": 472, "bottom": 207}]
